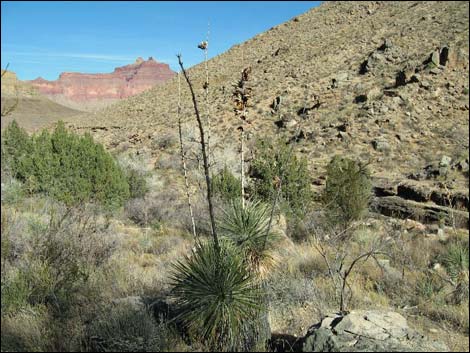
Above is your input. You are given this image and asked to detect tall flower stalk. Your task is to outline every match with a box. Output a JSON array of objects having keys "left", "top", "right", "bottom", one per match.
[
  {"left": 176, "top": 71, "right": 197, "bottom": 240},
  {"left": 232, "top": 67, "right": 252, "bottom": 209}
]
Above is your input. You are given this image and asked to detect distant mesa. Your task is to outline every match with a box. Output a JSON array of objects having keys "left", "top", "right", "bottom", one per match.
[{"left": 27, "top": 57, "right": 175, "bottom": 109}]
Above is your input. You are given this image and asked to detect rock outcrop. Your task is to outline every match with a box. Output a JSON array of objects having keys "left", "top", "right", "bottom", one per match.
[
  {"left": 28, "top": 57, "right": 175, "bottom": 110},
  {"left": 302, "top": 310, "right": 449, "bottom": 352}
]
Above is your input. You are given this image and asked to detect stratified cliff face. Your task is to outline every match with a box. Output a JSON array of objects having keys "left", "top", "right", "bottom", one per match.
[{"left": 28, "top": 57, "right": 175, "bottom": 109}]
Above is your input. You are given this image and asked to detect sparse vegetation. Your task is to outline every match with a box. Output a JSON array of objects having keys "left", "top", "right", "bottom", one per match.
[{"left": 2, "top": 1, "right": 470, "bottom": 351}]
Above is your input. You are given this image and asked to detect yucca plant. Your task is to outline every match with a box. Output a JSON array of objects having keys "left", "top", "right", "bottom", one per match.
[
  {"left": 443, "top": 242, "right": 469, "bottom": 304},
  {"left": 170, "top": 239, "right": 262, "bottom": 351},
  {"left": 219, "top": 199, "right": 281, "bottom": 278}
]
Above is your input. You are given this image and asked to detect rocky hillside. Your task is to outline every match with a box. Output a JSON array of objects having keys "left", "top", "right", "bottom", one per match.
[
  {"left": 28, "top": 57, "right": 175, "bottom": 111},
  {"left": 68, "top": 1, "right": 469, "bottom": 227},
  {"left": 1, "top": 71, "right": 81, "bottom": 132}
]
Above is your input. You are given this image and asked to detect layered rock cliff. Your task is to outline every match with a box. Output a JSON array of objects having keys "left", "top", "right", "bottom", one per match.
[{"left": 28, "top": 57, "right": 175, "bottom": 110}]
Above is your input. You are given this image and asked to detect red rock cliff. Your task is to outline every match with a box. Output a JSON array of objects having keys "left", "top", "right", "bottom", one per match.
[{"left": 28, "top": 57, "right": 175, "bottom": 103}]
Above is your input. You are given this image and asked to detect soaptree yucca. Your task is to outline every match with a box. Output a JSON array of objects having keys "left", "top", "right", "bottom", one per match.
[
  {"left": 219, "top": 199, "right": 281, "bottom": 278},
  {"left": 443, "top": 242, "right": 469, "bottom": 304},
  {"left": 170, "top": 239, "right": 262, "bottom": 351}
]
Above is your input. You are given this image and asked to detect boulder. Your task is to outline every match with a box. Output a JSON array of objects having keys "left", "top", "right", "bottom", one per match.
[
  {"left": 372, "top": 139, "right": 391, "bottom": 153},
  {"left": 331, "top": 72, "right": 349, "bottom": 88},
  {"left": 370, "top": 195, "right": 469, "bottom": 229},
  {"left": 302, "top": 310, "right": 449, "bottom": 352}
]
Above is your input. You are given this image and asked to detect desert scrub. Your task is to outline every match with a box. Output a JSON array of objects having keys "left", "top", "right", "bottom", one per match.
[
  {"left": 322, "top": 155, "right": 372, "bottom": 229},
  {"left": 85, "top": 302, "right": 180, "bottom": 352},
  {"left": 116, "top": 152, "right": 150, "bottom": 199},
  {"left": 1, "top": 304, "right": 52, "bottom": 351},
  {"left": 250, "top": 138, "right": 313, "bottom": 217},
  {"left": 0, "top": 120, "right": 33, "bottom": 174},
  {"left": 0, "top": 175, "right": 24, "bottom": 204},
  {"left": 1, "top": 121, "right": 130, "bottom": 209},
  {"left": 212, "top": 166, "right": 242, "bottom": 202},
  {"left": 170, "top": 239, "right": 263, "bottom": 351},
  {"left": 126, "top": 169, "right": 149, "bottom": 199}
]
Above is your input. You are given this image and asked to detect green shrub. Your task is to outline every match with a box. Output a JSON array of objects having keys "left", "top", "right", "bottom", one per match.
[
  {"left": 1, "top": 120, "right": 33, "bottom": 174},
  {"left": 322, "top": 156, "right": 372, "bottom": 228},
  {"left": 1, "top": 121, "right": 130, "bottom": 209},
  {"left": 212, "top": 166, "right": 242, "bottom": 202},
  {"left": 170, "top": 239, "right": 262, "bottom": 351},
  {"left": 250, "top": 139, "right": 313, "bottom": 217},
  {"left": 126, "top": 169, "right": 149, "bottom": 199}
]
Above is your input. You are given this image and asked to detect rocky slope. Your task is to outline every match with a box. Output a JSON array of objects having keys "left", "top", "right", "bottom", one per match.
[
  {"left": 28, "top": 57, "right": 175, "bottom": 111},
  {"left": 1, "top": 71, "right": 81, "bottom": 132},
  {"left": 67, "top": 1, "right": 469, "bottom": 227}
]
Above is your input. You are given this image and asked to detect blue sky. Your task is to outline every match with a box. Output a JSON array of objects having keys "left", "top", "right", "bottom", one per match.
[{"left": 1, "top": 1, "right": 321, "bottom": 81}]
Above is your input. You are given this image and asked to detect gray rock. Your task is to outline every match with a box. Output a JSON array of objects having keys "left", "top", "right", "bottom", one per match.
[
  {"left": 112, "top": 296, "right": 145, "bottom": 310},
  {"left": 454, "top": 159, "right": 469, "bottom": 173},
  {"left": 439, "top": 155, "right": 452, "bottom": 168},
  {"left": 302, "top": 310, "right": 449, "bottom": 352},
  {"left": 303, "top": 328, "right": 342, "bottom": 352},
  {"left": 366, "top": 87, "right": 382, "bottom": 101},
  {"left": 372, "top": 139, "right": 391, "bottom": 152},
  {"left": 370, "top": 195, "right": 469, "bottom": 229},
  {"left": 286, "top": 119, "right": 299, "bottom": 129},
  {"left": 332, "top": 72, "right": 349, "bottom": 88},
  {"left": 430, "top": 51, "right": 440, "bottom": 67}
]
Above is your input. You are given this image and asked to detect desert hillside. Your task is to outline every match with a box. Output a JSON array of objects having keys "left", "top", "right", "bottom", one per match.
[
  {"left": 69, "top": 1, "right": 469, "bottom": 226},
  {"left": 1, "top": 71, "right": 82, "bottom": 131},
  {"left": 2, "top": 2, "right": 469, "bottom": 352}
]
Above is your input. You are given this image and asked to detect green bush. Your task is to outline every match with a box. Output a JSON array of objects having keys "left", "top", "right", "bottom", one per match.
[
  {"left": 1, "top": 121, "right": 129, "bottom": 209},
  {"left": 250, "top": 139, "right": 313, "bottom": 217},
  {"left": 126, "top": 169, "right": 149, "bottom": 199},
  {"left": 212, "top": 166, "right": 242, "bottom": 201},
  {"left": 1, "top": 120, "right": 33, "bottom": 174},
  {"left": 322, "top": 156, "right": 372, "bottom": 228}
]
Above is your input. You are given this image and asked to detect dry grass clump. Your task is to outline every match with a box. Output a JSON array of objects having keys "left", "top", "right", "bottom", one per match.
[{"left": 0, "top": 191, "right": 196, "bottom": 352}]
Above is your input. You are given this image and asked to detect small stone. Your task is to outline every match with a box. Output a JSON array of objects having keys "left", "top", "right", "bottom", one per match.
[
  {"left": 439, "top": 155, "right": 452, "bottom": 168},
  {"left": 430, "top": 51, "right": 440, "bottom": 67},
  {"left": 372, "top": 139, "right": 391, "bottom": 152}
]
